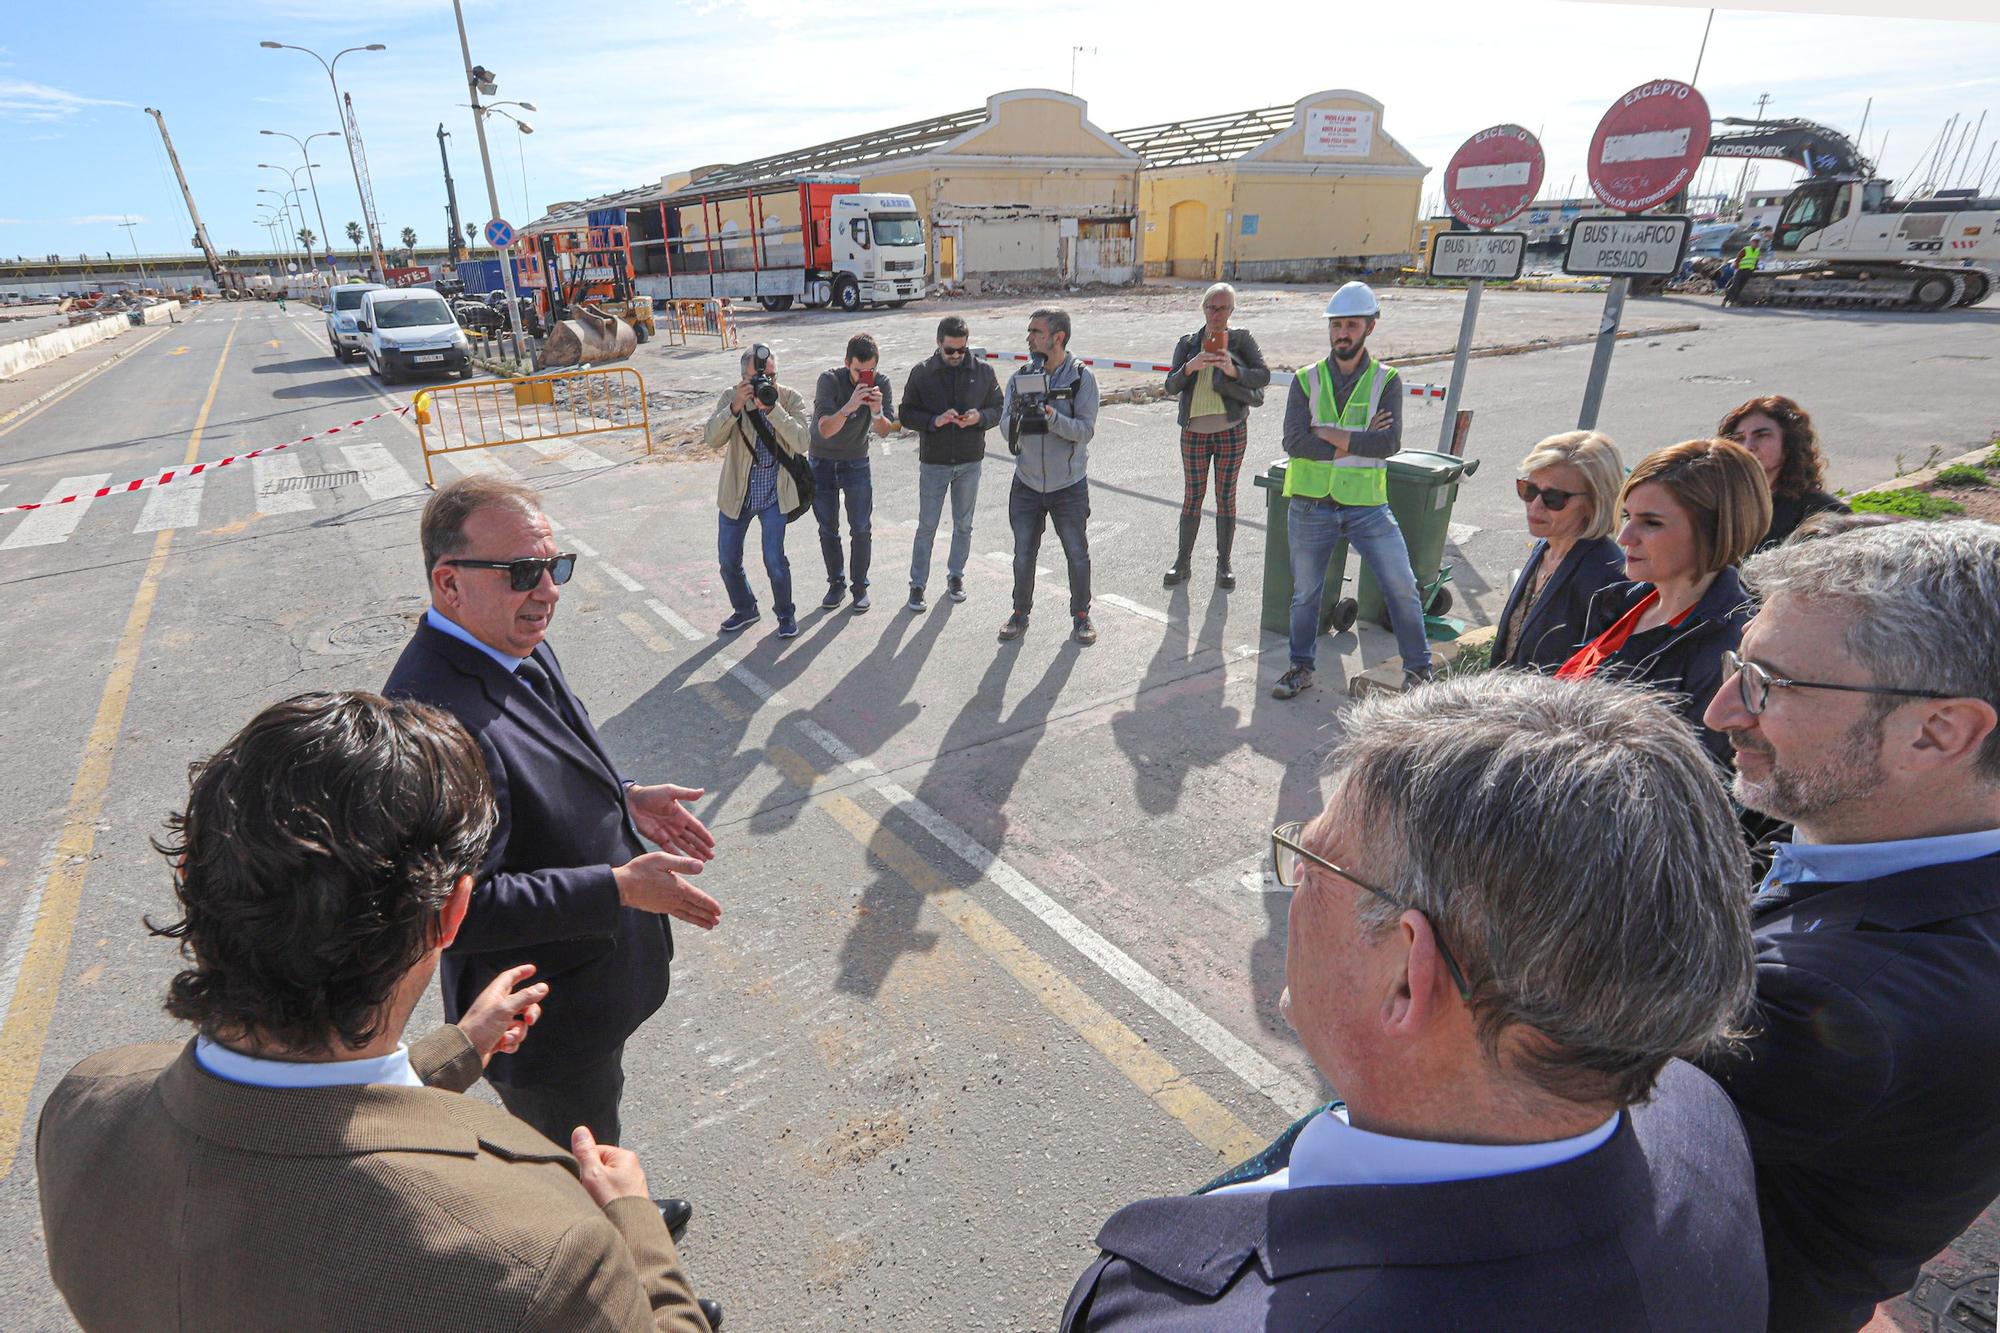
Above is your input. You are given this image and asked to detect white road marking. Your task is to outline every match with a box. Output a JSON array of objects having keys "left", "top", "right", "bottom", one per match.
[
  {"left": 2, "top": 475, "right": 112, "bottom": 549},
  {"left": 339, "top": 443, "right": 425, "bottom": 501},
  {"left": 1447, "top": 521, "right": 1481, "bottom": 546},
  {"left": 648, "top": 598, "right": 706, "bottom": 642},
  {"left": 524, "top": 438, "right": 613, "bottom": 470},
  {"left": 133, "top": 473, "right": 207, "bottom": 533},
  {"left": 444, "top": 449, "right": 522, "bottom": 479},
  {"left": 251, "top": 453, "right": 317, "bottom": 514},
  {"left": 596, "top": 560, "right": 644, "bottom": 593},
  {"left": 1098, "top": 592, "right": 1171, "bottom": 626}
]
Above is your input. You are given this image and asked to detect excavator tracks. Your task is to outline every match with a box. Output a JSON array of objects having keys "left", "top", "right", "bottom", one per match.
[{"left": 1733, "top": 265, "right": 1991, "bottom": 312}]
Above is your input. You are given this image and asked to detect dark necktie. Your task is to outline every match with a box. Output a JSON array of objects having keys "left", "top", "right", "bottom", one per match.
[{"left": 516, "top": 656, "right": 559, "bottom": 710}]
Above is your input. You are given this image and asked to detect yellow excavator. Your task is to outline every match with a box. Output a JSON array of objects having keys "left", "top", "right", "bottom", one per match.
[{"left": 532, "top": 231, "right": 656, "bottom": 368}]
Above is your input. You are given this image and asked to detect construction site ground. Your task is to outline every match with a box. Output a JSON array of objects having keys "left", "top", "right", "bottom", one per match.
[{"left": 0, "top": 288, "right": 1994, "bottom": 1330}]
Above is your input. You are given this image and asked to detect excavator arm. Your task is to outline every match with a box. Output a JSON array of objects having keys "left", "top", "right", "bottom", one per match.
[{"left": 1705, "top": 117, "right": 1872, "bottom": 179}]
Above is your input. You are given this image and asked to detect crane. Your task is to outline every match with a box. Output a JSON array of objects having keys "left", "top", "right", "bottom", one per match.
[{"left": 143, "top": 107, "right": 243, "bottom": 298}]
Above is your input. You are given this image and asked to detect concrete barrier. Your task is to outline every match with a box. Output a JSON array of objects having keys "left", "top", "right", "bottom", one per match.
[
  {"left": 135, "top": 301, "right": 181, "bottom": 327},
  {"left": 0, "top": 314, "right": 129, "bottom": 379}
]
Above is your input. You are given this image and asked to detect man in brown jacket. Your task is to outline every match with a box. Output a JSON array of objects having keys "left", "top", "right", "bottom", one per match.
[{"left": 36, "top": 691, "right": 716, "bottom": 1332}]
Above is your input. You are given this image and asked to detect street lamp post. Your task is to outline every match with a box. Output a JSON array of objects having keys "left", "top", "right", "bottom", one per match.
[
  {"left": 117, "top": 216, "right": 151, "bottom": 287},
  {"left": 472, "top": 102, "right": 537, "bottom": 226},
  {"left": 449, "top": 0, "right": 528, "bottom": 364},
  {"left": 259, "top": 40, "right": 388, "bottom": 278},
  {"left": 256, "top": 188, "right": 298, "bottom": 268},
  {"left": 261, "top": 129, "right": 340, "bottom": 273}
]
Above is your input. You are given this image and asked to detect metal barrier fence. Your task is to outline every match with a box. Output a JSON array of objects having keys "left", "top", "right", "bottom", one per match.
[
  {"left": 664, "top": 298, "right": 739, "bottom": 349},
  {"left": 412, "top": 365, "right": 653, "bottom": 486}
]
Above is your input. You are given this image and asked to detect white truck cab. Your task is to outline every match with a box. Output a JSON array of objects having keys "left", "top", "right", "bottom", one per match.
[{"left": 827, "top": 194, "right": 926, "bottom": 310}]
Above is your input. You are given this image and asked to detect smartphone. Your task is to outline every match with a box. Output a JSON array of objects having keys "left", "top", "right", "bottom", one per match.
[
  {"left": 1202, "top": 328, "right": 1226, "bottom": 355},
  {"left": 857, "top": 368, "right": 875, "bottom": 387}
]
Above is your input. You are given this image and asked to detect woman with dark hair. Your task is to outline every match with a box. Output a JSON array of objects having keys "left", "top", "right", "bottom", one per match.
[
  {"left": 1718, "top": 394, "right": 1849, "bottom": 549},
  {"left": 1559, "top": 438, "right": 1771, "bottom": 762}
]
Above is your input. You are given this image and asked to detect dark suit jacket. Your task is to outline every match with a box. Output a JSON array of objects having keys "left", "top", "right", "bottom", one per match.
[
  {"left": 1061, "top": 1061, "right": 1766, "bottom": 1331},
  {"left": 37, "top": 1028, "right": 709, "bottom": 1332},
  {"left": 1491, "top": 536, "right": 1627, "bottom": 671},
  {"left": 385, "top": 620, "right": 670, "bottom": 1084},
  {"left": 1579, "top": 567, "right": 1755, "bottom": 764},
  {"left": 1758, "top": 489, "right": 1850, "bottom": 551},
  {"left": 1696, "top": 851, "right": 2000, "bottom": 1332}
]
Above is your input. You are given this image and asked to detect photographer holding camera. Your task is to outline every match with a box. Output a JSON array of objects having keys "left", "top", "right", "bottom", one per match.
[
  {"left": 1000, "top": 308, "right": 1100, "bottom": 645},
  {"left": 706, "top": 344, "right": 810, "bottom": 638}
]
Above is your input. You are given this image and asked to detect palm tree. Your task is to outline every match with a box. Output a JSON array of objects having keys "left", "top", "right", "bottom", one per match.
[
  {"left": 399, "top": 226, "right": 418, "bottom": 262},
  {"left": 464, "top": 222, "right": 477, "bottom": 248},
  {"left": 345, "top": 221, "right": 363, "bottom": 263},
  {"left": 297, "top": 227, "right": 317, "bottom": 251}
]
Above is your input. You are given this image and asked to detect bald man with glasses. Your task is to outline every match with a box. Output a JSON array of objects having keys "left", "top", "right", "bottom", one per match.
[
  {"left": 1700, "top": 520, "right": 2000, "bottom": 1332},
  {"left": 385, "top": 474, "right": 723, "bottom": 1260}
]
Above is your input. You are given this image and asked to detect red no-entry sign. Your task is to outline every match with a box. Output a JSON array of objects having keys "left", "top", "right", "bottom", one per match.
[
  {"left": 1445, "top": 124, "right": 1545, "bottom": 229},
  {"left": 1588, "top": 80, "right": 1712, "bottom": 212}
]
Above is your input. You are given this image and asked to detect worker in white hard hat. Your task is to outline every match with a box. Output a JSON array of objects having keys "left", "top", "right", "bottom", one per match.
[{"left": 1271, "top": 280, "right": 1433, "bottom": 700}]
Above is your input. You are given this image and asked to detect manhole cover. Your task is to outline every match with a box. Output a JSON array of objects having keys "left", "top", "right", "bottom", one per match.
[
  {"left": 269, "top": 470, "right": 360, "bottom": 493},
  {"left": 324, "top": 609, "right": 424, "bottom": 653}
]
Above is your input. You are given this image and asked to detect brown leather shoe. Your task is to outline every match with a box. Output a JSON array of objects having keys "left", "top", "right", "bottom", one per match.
[
  {"left": 998, "top": 612, "right": 1029, "bottom": 642},
  {"left": 1073, "top": 615, "right": 1097, "bottom": 646}
]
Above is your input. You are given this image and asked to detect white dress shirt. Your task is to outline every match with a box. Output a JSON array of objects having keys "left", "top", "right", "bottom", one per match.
[{"left": 425, "top": 607, "right": 526, "bottom": 674}]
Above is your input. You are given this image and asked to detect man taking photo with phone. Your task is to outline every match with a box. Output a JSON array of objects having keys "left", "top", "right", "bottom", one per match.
[
  {"left": 810, "top": 334, "right": 897, "bottom": 614},
  {"left": 900, "top": 316, "right": 1003, "bottom": 613}
]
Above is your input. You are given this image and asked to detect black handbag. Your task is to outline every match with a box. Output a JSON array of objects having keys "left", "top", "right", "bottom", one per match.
[{"left": 748, "top": 409, "right": 814, "bottom": 521}]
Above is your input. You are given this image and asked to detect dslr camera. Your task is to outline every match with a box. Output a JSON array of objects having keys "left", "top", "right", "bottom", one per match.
[
  {"left": 748, "top": 343, "right": 779, "bottom": 409},
  {"left": 1006, "top": 356, "right": 1075, "bottom": 455}
]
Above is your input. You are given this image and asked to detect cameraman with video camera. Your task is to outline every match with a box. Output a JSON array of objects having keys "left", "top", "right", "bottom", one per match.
[
  {"left": 707, "top": 343, "right": 809, "bottom": 638},
  {"left": 1000, "top": 308, "right": 1100, "bottom": 645}
]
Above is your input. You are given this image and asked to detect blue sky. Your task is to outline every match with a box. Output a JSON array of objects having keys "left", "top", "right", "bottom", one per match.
[{"left": 3, "top": 0, "right": 1997, "bottom": 261}]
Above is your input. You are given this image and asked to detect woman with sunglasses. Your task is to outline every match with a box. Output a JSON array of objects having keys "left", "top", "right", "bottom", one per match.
[
  {"left": 1558, "top": 438, "right": 1771, "bottom": 763},
  {"left": 1491, "top": 431, "right": 1628, "bottom": 672}
]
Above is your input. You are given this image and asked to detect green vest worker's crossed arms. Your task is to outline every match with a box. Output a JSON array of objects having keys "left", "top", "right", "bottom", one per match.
[{"left": 1284, "top": 358, "right": 1399, "bottom": 507}]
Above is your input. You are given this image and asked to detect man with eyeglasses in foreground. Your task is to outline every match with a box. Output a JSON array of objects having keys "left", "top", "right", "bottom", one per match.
[
  {"left": 1699, "top": 519, "right": 2000, "bottom": 1332},
  {"left": 1063, "top": 673, "right": 1767, "bottom": 1330},
  {"left": 385, "top": 476, "right": 725, "bottom": 1308}
]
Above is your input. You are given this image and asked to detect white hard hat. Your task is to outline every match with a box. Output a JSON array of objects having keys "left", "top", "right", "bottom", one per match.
[{"left": 1325, "top": 281, "right": 1380, "bottom": 318}]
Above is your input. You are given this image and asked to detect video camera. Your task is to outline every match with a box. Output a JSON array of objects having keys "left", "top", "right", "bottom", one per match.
[
  {"left": 748, "top": 343, "right": 779, "bottom": 409},
  {"left": 1006, "top": 355, "right": 1075, "bottom": 455}
]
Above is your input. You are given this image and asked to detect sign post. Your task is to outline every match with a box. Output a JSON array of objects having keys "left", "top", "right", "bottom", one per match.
[
  {"left": 1571, "top": 80, "right": 1711, "bottom": 429},
  {"left": 1434, "top": 124, "right": 1545, "bottom": 452}
]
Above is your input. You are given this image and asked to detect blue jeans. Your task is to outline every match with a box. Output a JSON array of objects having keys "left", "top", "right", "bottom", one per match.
[
  {"left": 1009, "top": 476, "right": 1091, "bottom": 617},
  {"left": 1286, "top": 498, "right": 1430, "bottom": 672},
  {"left": 718, "top": 499, "right": 793, "bottom": 619},
  {"left": 910, "top": 460, "right": 981, "bottom": 590},
  {"left": 810, "top": 457, "right": 872, "bottom": 591}
]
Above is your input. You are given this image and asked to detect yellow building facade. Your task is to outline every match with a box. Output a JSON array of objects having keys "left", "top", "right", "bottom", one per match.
[{"left": 1130, "top": 91, "right": 1428, "bottom": 281}]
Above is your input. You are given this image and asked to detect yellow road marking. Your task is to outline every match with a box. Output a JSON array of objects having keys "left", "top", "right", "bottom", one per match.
[
  {"left": 0, "top": 322, "right": 237, "bottom": 1177},
  {"left": 763, "top": 744, "right": 1265, "bottom": 1164},
  {"left": 694, "top": 681, "right": 750, "bottom": 722},
  {"left": 267, "top": 339, "right": 282, "bottom": 349},
  {"left": 169, "top": 346, "right": 189, "bottom": 356},
  {"left": 617, "top": 611, "right": 677, "bottom": 656}
]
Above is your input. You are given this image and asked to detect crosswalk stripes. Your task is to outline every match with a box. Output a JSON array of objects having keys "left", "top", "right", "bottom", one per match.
[
  {"left": 134, "top": 472, "right": 207, "bottom": 534},
  {"left": 340, "top": 443, "right": 426, "bottom": 502},
  {"left": 251, "top": 453, "right": 317, "bottom": 515},
  {"left": 523, "top": 439, "right": 613, "bottom": 471},
  {"left": 443, "top": 450, "right": 524, "bottom": 479},
  {"left": 1, "top": 474, "right": 111, "bottom": 550}
]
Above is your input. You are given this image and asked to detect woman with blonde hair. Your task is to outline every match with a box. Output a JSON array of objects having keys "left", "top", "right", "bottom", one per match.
[
  {"left": 1559, "top": 438, "right": 1771, "bottom": 761},
  {"left": 1492, "top": 430, "right": 1627, "bottom": 671},
  {"left": 1161, "top": 282, "right": 1270, "bottom": 589}
]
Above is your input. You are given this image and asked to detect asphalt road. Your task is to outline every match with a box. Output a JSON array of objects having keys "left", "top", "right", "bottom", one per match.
[{"left": 0, "top": 289, "right": 1994, "bottom": 1329}]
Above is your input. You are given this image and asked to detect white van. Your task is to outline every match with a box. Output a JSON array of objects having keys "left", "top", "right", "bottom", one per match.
[
  {"left": 357, "top": 288, "right": 471, "bottom": 382},
  {"left": 325, "top": 283, "right": 384, "bottom": 362}
]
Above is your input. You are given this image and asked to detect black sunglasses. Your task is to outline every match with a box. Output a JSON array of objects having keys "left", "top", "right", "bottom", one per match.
[
  {"left": 1516, "top": 478, "right": 1584, "bottom": 511},
  {"left": 443, "top": 553, "right": 577, "bottom": 591},
  {"left": 938, "top": 345, "right": 969, "bottom": 358}
]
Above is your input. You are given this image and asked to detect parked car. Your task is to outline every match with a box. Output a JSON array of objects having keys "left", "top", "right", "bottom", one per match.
[
  {"left": 324, "top": 283, "right": 385, "bottom": 363},
  {"left": 357, "top": 288, "right": 472, "bottom": 383}
]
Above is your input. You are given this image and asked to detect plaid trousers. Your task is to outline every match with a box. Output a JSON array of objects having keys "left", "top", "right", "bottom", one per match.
[{"left": 1179, "top": 419, "right": 1249, "bottom": 519}]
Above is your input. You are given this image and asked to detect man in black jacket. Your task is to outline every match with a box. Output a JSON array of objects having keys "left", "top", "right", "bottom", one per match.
[
  {"left": 1700, "top": 519, "right": 2000, "bottom": 1332},
  {"left": 384, "top": 475, "right": 721, "bottom": 1237},
  {"left": 899, "top": 315, "right": 1003, "bottom": 613},
  {"left": 1064, "top": 673, "right": 1766, "bottom": 1330}
]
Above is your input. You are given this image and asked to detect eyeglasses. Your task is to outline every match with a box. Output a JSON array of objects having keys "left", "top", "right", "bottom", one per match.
[
  {"left": 1516, "top": 479, "right": 1583, "bottom": 511},
  {"left": 1270, "top": 821, "right": 1472, "bottom": 1000},
  {"left": 938, "top": 344, "right": 969, "bottom": 358},
  {"left": 1721, "top": 650, "right": 1957, "bottom": 717},
  {"left": 443, "top": 553, "right": 577, "bottom": 591}
]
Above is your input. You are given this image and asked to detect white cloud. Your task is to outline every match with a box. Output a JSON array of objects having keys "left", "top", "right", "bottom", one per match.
[{"left": 0, "top": 78, "right": 131, "bottom": 123}]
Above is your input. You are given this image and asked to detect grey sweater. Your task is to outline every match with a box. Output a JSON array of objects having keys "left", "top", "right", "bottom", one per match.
[
  {"left": 810, "top": 367, "right": 897, "bottom": 461},
  {"left": 1003, "top": 355, "right": 1099, "bottom": 493},
  {"left": 1281, "top": 353, "right": 1402, "bottom": 462}
]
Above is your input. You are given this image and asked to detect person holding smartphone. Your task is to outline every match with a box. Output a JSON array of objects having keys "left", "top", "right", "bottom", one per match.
[
  {"left": 1162, "top": 283, "right": 1270, "bottom": 590},
  {"left": 810, "top": 334, "right": 898, "bottom": 614},
  {"left": 899, "top": 316, "right": 1003, "bottom": 613}
]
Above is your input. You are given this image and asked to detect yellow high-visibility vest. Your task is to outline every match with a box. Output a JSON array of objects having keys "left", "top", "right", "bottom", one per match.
[{"left": 1283, "top": 357, "right": 1398, "bottom": 506}]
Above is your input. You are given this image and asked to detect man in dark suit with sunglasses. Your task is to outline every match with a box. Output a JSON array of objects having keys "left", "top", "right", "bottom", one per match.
[{"left": 385, "top": 474, "right": 721, "bottom": 1253}]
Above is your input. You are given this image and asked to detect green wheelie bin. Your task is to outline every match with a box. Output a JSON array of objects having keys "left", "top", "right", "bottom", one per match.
[
  {"left": 1354, "top": 449, "right": 1481, "bottom": 636},
  {"left": 1251, "top": 459, "right": 1361, "bottom": 640}
]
